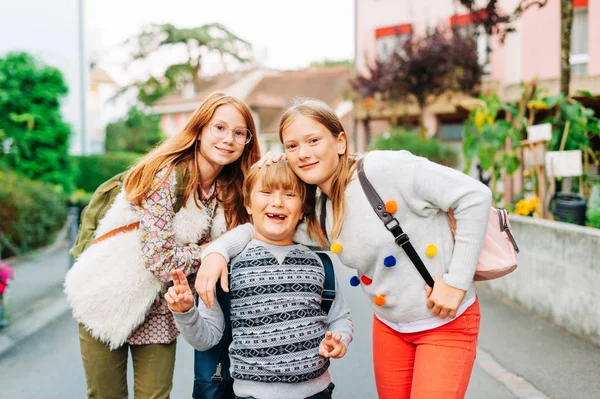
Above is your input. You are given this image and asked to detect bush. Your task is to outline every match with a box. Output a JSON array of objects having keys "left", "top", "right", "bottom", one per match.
[
  {"left": 105, "top": 107, "right": 166, "bottom": 154},
  {"left": 369, "top": 129, "right": 459, "bottom": 168},
  {"left": 587, "top": 184, "right": 600, "bottom": 229},
  {"left": 72, "top": 152, "right": 141, "bottom": 192},
  {"left": 0, "top": 170, "right": 67, "bottom": 258}
]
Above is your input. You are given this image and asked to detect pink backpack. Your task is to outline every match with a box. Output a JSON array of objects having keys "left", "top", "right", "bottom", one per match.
[{"left": 448, "top": 207, "right": 519, "bottom": 281}]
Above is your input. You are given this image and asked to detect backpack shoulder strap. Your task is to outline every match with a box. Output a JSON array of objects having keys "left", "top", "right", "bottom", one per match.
[
  {"left": 174, "top": 163, "right": 190, "bottom": 213},
  {"left": 70, "top": 171, "right": 127, "bottom": 259},
  {"left": 316, "top": 252, "right": 336, "bottom": 314}
]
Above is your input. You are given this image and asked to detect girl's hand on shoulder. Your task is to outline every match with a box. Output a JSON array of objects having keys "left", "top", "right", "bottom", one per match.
[
  {"left": 195, "top": 253, "right": 229, "bottom": 308},
  {"left": 255, "top": 152, "right": 286, "bottom": 168},
  {"left": 424, "top": 277, "right": 466, "bottom": 319}
]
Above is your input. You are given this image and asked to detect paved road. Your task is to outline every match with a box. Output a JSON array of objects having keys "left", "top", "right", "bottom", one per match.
[{"left": 1, "top": 251, "right": 600, "bottom": 398}]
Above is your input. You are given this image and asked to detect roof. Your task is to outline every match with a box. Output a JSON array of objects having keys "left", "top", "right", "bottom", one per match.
[
  {"left": 246, "top": 66, "right": 352, "bottom": 133},
  {"left": 149, "top": 66, "right": 352, "bottom": 132},
  {"left": 90, "top": 67, "right": 117, "bottom": 86},
  {"left": 152, "top": 70, "right": 255, "bottom": 107}
]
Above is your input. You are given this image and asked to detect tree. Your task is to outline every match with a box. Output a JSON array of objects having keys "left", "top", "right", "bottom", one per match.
[
  {"left": 105, "top": 107, "right": 166, "bottom": 153},
  {"left": 457, "top": 0, "right": 549, "bottom": 44},
  {"left": 559, "top": 0, "right": 574, "bottom": 96},
  {"left": 0, "top": 52, "right": 74, "bottom": 192},
  {"left": 121, "top": 23, "right": 253, "bottom": 105},
  {"left": 353, "top": 27, "right": 483, "bottom": 140},
  {"left": 349, "top": 59, "right": 391, "bottom": 144}
]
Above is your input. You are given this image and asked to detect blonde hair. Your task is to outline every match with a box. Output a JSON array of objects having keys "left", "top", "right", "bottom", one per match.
[
  {"left": 243, "top": 161, "right": 308, "bottom": 214},
  {"left": 124, "top": 92, "right": 261, "bottom": 229},
  {"left": 279, "top": 99, "right": 357, "bottom": 246}
]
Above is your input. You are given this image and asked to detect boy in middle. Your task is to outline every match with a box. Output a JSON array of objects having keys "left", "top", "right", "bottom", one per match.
[{"left": 165, "top": 161, "right": 353, "bottom": 399}]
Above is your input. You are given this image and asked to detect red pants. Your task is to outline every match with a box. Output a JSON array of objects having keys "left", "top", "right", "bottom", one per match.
[{"left": 372, "top": 299, "right": 480, "bottom": 399}]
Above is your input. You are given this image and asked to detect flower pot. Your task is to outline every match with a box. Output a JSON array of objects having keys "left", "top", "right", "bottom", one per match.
[{"left": 551, "top": 193, "right": 587, "bottom": 225}]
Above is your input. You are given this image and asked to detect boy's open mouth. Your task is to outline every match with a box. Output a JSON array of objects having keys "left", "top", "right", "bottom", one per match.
[{"left": 266, "top": 213, "right": 287, "bottom": 221}]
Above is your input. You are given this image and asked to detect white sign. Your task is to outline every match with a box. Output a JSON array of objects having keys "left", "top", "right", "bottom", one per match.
[
  {"left": 527, "top": 123, "right": 552, "bottom": 143},
  {"left": 545, "top": 150, "right": 583, "bottom": 177}
]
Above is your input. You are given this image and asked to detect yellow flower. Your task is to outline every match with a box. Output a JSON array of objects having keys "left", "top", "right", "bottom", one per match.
[
  {"left": 527, "top": 101, "right": 549, "bottom": 110},
  {"left": 514, "top": 197, "right": 539, "bottom": 216},
  {"left": 474, "top": 110, "right": 486, "bottom": 130}
]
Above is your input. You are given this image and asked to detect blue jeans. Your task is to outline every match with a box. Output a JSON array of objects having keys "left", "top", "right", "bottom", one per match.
[{"left": 236, "top": 382, "right": 335, "bottom": 399}]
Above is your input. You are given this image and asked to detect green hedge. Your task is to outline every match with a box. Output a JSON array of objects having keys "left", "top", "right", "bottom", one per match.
[
  {"left": 72, "top": 152, "right": 141, "bottom": 193},
  {"left": 369, "top": 129, "right": 459, "bottom": 168},
  {"left": 0, "top": 170, "right": 67, "bottom": 257}
]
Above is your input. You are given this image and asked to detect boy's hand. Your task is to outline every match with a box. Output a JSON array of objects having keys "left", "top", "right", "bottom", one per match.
[
  {"left": 165, "top": 269, "right": 195, "bottom": 313},
  {"left": 424, "top": 277, "right": 466, "bottom": 319},
  {"left": 318, "top": 331, "right": 347, "bottom": 359},
  {"left": 195, "top": 253, "right": 229, "bottom": 308}
]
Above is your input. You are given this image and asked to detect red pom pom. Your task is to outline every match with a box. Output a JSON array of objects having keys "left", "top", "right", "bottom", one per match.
[{"left": 360, "top": 275, "right": 373, "bottom": 285}]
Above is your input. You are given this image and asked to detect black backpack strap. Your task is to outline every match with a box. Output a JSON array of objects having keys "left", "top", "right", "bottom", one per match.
[
  {"left": 319, "top": 195, "right": 329, "bottom": 242},
  {"left": 357, "top": 158, "right": 435, "bottom": 288},
  {"left": 316, "top": 252, "right": 336, "bottom": 313}
]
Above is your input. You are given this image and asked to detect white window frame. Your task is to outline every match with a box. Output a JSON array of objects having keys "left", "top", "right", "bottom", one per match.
[
  {"left": 375, "top": 25, "right": 412, "bottom": 61},
  {"left": 569, "top": 6, "right": 589, "bottom": 76}
]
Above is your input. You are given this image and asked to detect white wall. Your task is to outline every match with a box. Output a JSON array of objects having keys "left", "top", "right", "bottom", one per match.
[
  {"left": 485, "top": 215, "right": 600, "bottom": 346},
  {"left": 0, "top": 0, "right": 90, "bottom": 155}
]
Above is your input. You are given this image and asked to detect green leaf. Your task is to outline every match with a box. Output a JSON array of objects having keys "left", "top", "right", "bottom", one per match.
[
  {"left": 576, "top": 90, "right": 595, "bottom": 99},
  {"left": 462, "top": 130, "right": 481, "bottom": 159},
  {"left": 544, "top": 94, "right": 564, "bottom": 109},
  {"left": 502, "top": 152, "right": 520, "bottom": 175},
  {"left": 478, "top": 146, "right": 495, "bottom": 170}
]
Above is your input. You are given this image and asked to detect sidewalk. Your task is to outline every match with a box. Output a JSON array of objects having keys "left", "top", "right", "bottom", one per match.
[{"left": 0, "top": 242, "right": 71, "bottom": 356}]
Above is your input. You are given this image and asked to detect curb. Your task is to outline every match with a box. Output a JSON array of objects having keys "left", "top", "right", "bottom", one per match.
[
  {"left": 0, "top": 288, "right": 69, "bottom": 357},
  {"left": 1, "top": 239, "right": 69, "bottom": 267}
]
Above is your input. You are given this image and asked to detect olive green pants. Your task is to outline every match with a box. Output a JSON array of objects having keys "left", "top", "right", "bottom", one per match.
[{"left": 79, "top": 324, "right": 177, "bottom": 399}]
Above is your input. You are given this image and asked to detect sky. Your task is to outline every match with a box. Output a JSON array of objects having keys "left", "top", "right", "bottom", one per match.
[{"left": 87, "top": 0, "right": 355, "bottom": 84}]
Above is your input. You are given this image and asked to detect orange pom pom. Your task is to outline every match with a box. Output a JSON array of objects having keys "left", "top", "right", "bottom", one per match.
[
  {"left": 374, "top": 295, "right": 386, "bottom": 307},
  {"left": 385, "top": 200, "right": 398, "bottom": 214}
]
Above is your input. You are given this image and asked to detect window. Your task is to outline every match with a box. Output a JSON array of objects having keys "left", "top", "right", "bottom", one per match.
[
  {"left": 439, "top": 123, "right": 464, "bottom": 141},
  {"left": 570, "top": 2, "right": 588, "bottom": 76},
  {"left": 450, "top": 12, "right": 491, "bottom": 75},
  {"left": 375, "top": 24, "right": 412, "bottom": 60}
]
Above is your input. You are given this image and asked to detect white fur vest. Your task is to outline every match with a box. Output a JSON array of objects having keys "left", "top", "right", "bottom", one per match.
[{"left": 64, "top": 176, "right": 227, "bottom": 350}]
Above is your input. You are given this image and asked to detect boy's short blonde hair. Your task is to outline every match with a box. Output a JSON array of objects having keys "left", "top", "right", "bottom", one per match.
[{"left": 243, "top": 161, "right": 308, "bottom": 212}]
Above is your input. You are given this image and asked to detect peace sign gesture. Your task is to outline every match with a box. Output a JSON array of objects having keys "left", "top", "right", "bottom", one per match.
[{"left": 165, "top": 269, "right": 195, "bottom": 313}]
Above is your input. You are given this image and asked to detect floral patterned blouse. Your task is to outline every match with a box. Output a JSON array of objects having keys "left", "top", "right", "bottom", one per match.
[{"left": 127, "top": 166, "right": 218, "bottom": 345}]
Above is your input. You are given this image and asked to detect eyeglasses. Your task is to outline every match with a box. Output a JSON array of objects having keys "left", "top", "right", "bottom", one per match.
[{"left": 209, "top": 122, "right": 252, "bottom": 145}]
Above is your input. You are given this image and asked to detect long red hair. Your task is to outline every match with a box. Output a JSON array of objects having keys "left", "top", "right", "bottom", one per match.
[{"left": 124, "top": 92, "right": 261, "bottom": 229}]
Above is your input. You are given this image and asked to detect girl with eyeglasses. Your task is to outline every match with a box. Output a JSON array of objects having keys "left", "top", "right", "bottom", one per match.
[{"left": 66, "top": 92, "right": 260, "bottom": 399}]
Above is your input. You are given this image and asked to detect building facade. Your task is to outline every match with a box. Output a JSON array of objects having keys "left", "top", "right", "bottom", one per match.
[{"left": 354, "top": 0, "right": 599, "bottom": 144}]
